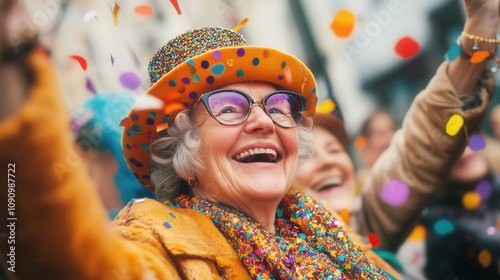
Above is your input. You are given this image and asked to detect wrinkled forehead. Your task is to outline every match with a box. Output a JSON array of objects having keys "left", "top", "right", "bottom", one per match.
[{"left": 216, "top": 81, "right": 279, "bottom": 100}]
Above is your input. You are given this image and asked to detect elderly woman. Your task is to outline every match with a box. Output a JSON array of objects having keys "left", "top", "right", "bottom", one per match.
[{"left": 0, "top": 1, "right": 498, "bottom": 280}]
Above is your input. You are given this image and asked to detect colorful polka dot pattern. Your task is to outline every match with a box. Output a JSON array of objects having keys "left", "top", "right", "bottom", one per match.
[
  {"left": 172, "top": 191, "right": 389, "bottom": 279},
  {"left": 122, "top": 27, "right": 318, "bottom": 190}
]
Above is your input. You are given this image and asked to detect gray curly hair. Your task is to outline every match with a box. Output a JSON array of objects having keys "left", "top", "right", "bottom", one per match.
[{"left": 150, "top": 110, "right": 315, "bottom": 202}]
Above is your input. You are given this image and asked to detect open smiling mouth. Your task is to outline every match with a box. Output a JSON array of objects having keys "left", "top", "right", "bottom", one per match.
[{"left": 233, "top": 148, "right": 281, "bottom": 163}]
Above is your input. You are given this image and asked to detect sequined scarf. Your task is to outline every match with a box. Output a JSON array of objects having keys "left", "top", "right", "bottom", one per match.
[{"left": 173, "top": 190, "right": 388, "bottom": 280}]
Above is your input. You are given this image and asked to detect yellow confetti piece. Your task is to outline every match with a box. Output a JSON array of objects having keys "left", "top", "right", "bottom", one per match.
[
  {"left": 407, "top": 225, "right": 426, "bottom": 241},
  {"left": 330, "top": 9, "right": 356, "bottom": 38},
  {"left": 462, "top": 192, "right": 481, "bottom": 211},
  {"left": 113, "top": 2, "right": 120, "bottom": 26},
  {"left": 478, "top": 249, "right": 491, "bottom": 268},
  {"left": 317, "top": 99, "right": 336, "bottom": 114},
  {"left": 233, "top": 17, "right": 249, "bottom": 32},
  {"left": 446, "top": 114, "right": 464, "bottom": 136}
]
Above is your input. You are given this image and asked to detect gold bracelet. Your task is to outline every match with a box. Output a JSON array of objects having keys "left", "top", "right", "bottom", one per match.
[{"left": 462, "top": 31, "right": 500, "bottom": 44}]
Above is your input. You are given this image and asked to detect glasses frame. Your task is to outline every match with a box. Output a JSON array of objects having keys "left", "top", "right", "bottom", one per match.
[{"left": 194, "top": 89, "right": 307, "bottom": 128}]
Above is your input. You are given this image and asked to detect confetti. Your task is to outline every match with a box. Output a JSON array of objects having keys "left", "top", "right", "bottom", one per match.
[
  {"left": 475, "top": 180, "right": 492, "bottom": 200},
  {"left": 233, "top": 17, "right": 249, "bottom": 32},
  {"left": 83, "top": 10, "right": 97, "bottom": 22},
  {"left": 119, "top": 72, "right": 141, "bottom": 90},
  {"left": 134, "top": 5, "right": 153, "bottom": 17},
  {"left": 446, "top": 43, "right": 461, "bottom": 62},
  {"left": 110, "top": 54, "right": 114, "bottom": 66},
  {"left": 446, "top": 114, "right": 464, "bottom": 136},
  {"left": 478, "top": 249, "right": 491, "bottom": 268},
  {"left": 470, "top": 50, "right": 490, "bottom": 64},
  {"left": 163, "top": 221, "right": 171, "bottom": 229},
  {"left": 135, "top": 198, "right": 146, "bottom": 203},
  {"left": 469, "top": 134, "right": 486, "bottom": 151},
  {"left": 163, "top": 102, "right": 185, "bottom": 115},
  {"left": 368, "top": 233, "right": 379, "bottom": 248},
  {"left": 70, "top": 55, "right": 87, "bottom": 71},
  {"left": 395, "top": 36, "right": 420, "bottom": 59},
  {"left": 381, "top": 179, "right": 409, "bottom": 206},
  {"left": 86, "top": 77, "right": 96, "bottom": 94},
  {"left": 407, "top": 225, "right": 426, "bottom": 241},
  {"left": 169, "top": 213, "right": 176, "bottom": 219},
  {"left": 330, "top": 9, "right": 355, "bottom": 38},
  {"left": 462, "top": 192, "right": 481, "bottom": 211},
  {"left": 434, "top": 218, "right": 454, "bottom": 236},
  {"left": 120, "top": 117, "right": 132, "bottom": 127},
  {"left": 317, "top": 100, "right": 336, "bottom": 114},
  {"left": 113, "top": 2, "right": 120, "bottom": 25},
  {"left": 144, "top": 54, "right": 153, "bottom": 60},
  {"left": 170, "top": 0, "right": 182, "bottom": 15},
  {"left": 339, "top": 209, "right": 350, "bottom": 224},
  {"left": 497, "top": 217, "right": 500, "bottom": 230},
  {"left": 354, "top": 136, "right": 368, "bottom": 151},
  {"left": 124, "top": 217, "right": 135, "bottom": 223}
]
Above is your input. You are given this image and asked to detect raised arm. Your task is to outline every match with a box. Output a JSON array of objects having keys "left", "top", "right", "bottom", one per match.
[{"left": 357, "top": 0, "right": 499, "bottom": 251}]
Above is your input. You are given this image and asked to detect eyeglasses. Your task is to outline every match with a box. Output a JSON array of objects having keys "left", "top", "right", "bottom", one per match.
[{"left": 195, "top": 89, "right": 307, "bottom": 128}]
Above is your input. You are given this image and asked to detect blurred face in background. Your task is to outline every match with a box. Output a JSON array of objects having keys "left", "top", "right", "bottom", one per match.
[
  {"left": 363, "top": 112, "right": 396, "bottom": 167},
  {"left": 449, "top": 146, "right": 488, "bottom": 183},
  {"left": 295, "top": 126, "right": 356, "bottom": 212}
]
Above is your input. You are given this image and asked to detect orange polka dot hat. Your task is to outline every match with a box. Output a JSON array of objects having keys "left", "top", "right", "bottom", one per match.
[{"left": 122, "top": 27, "right": 318, "bottom": 191}]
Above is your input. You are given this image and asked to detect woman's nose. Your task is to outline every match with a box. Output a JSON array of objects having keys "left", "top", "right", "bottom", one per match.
[{"left": 244, "top": 104, "right": 275, "bottom": 133}]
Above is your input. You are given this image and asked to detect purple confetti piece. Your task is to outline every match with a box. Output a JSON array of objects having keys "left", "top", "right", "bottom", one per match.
[
  {"left": 86, "top": 77, "right": 96, "bottom": 94},
  {"left": 163, "top": 221, "right": 171, "bottom": 229},
  {"left": 119, "top": 72, "right": 141, "bottom": 90},
  {"left": 110, "top": 54, "right": 115, "bottom": 66},
  {"left": 487, "top": 226, "right": 496, "bottom": 236},
  {"left": 381, "top": 179, "right": 409, "bottom": 206},
  {"left": 128, "top": 44, "right": 140, "bottom": 69},
  {"left": 469, "top": 134, "right": 486, "bottom": 151},
  {"left": 475, "top": 180, "right": 492, "bottom": 200},
  {"left": 124, "top": 217, "right": 134, "bottom": 223}
]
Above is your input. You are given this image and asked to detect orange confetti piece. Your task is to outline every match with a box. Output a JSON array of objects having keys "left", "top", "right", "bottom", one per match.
[
  {"left": 497, "top": 217, "right": 500, "bottom": 230},
  {"left": 170, "top": 0, "right": 182, "bottom": 15},
  {"left": 330, "top": 9, "right": 355, "bottom": 38},
  {"left": 407, "top": 225, "right": 426, "bottom": 241},
  {"left": 233, "top": 17, "right": 249, "bottom": 32},
  {"left": 163, "top": 102, "right": 185, "bottom": 115},
  {"left": 156, "top": 122, "right": 169, "bottom": 132},
  {"left": 113, "top": 2, "right": 120, "bottom": 25},
  {"left": 144, "top": 54, "right": 153, "bottom": 60},
  {"left": 462, "top": 192, "right": 481, "bottom": 211},
  {"left": 134, "top": 5, "right": 153, "bottom": 17},
  {"left": 119, "top": 117, "right": 132, "bottom": 127},
  {"left": 69, "top": 55, "right": 87, "bottom": 71},
  {"left": 354, "top": 135, "right": 368, "bottom": 151},
  {"left": 478, "top": 249, "right": 492, "bottom": 268},
  {"left": 470, "top": 50, "right": 490, "bottom": 64},
  {"left": 339, "top": 209, "right": 350, "bottom": 224}
]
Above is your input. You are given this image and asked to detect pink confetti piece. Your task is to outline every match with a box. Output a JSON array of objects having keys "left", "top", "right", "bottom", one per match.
[
  {"left": 487, "top": 226, "right": 496, "bottom": 236},
  {"left": 119, "top": 72, "right": 141, "bottom": 90},
  {"left": 381, "top": 179, "right": 409, "bottom": 206},
  {"left": 83, "top": 10, "right": 98, "bottom": 22}
]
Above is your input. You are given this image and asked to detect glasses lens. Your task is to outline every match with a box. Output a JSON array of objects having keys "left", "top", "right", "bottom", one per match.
[
  {"left": 207, "top": 91, "right": 250, "bottom": 125},
  {"left": 265, "top": 92, "right": 304, "bottom": 127}
]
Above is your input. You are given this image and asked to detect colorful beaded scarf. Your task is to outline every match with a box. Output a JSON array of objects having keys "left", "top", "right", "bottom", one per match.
[{"left": 173, "top": 190, "right": 388, "bottom": 280}]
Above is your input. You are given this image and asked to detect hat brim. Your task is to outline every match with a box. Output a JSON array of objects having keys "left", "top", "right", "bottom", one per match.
[
  {"left": 314, "top": 113, "right": 348, "bottom": 149},
  {"left": 122, "top": 46, "right": 318, "bottom": 190}
]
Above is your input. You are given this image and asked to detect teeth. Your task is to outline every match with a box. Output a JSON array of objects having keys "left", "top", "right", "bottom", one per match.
[{"left": 235, "top": 147, "right": 278, "bottom": 162}]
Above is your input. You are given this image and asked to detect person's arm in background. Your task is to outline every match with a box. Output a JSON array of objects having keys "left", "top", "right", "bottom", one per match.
[
  {"left": 357, "top": 0, "right": 499, "bottom": 251},
  {"left": 0, "top": 3, "right": 181, "bottom": 279}
]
